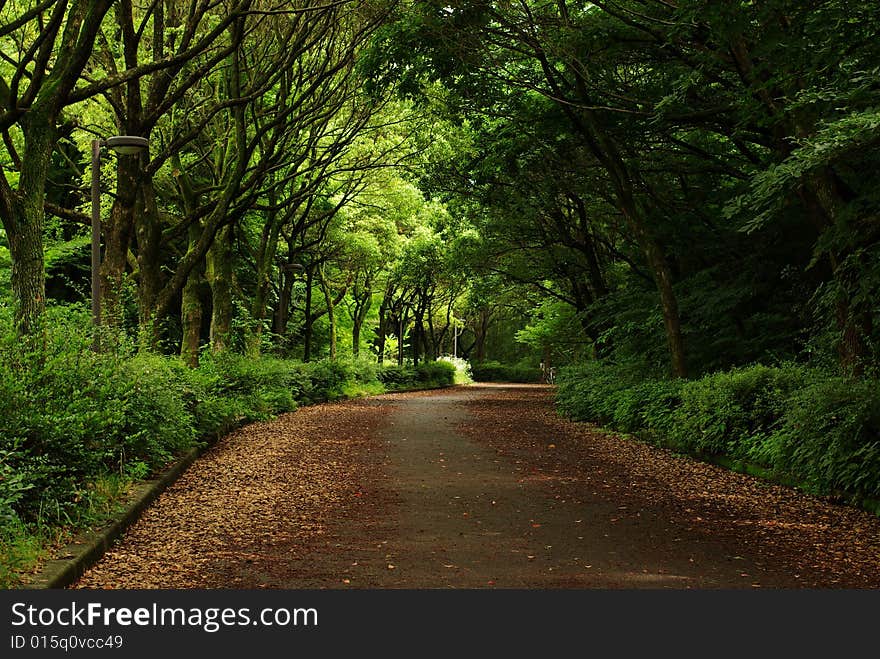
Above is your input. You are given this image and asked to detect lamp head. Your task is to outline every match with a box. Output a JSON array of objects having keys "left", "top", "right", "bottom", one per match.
[{"left": 104, "top": 135, "right": 149, "bottom": 155}]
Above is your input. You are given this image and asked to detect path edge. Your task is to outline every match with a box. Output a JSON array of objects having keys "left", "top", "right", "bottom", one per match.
[{"left": 19, "top": 442, "right": 211, "bottom": 590}]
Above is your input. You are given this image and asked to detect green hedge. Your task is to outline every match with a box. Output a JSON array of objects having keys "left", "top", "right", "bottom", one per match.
[
  {"left": 377, "top": 360, "right": 456, "bottom": 390},
  {"left": 470, "top": 360, "right": 543, "bottom": 383},
  {"left": 557, "top": 362, "right": 880, "bottom": 501}
]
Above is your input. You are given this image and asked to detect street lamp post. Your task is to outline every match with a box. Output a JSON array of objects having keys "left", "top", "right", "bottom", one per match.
[{"left": 91, "top": 135, "right": 149, "bottom": 350}]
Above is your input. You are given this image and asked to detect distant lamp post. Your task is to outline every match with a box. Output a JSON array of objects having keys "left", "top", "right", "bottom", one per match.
[{"left": 91, "top": 135, "right": 149, "bottom": 350}]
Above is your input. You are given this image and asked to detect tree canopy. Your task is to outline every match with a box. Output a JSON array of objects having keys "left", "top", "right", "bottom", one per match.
[{"left": 1, "top": 0, "right": 878, "bottom": 375}]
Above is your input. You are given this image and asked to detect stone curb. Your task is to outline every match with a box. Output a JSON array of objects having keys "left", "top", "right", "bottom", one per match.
[{"left": 20, "top": 442, "right": 211, "bottom": 590}]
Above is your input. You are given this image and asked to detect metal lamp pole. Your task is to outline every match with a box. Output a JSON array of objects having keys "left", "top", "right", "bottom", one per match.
[
  {"left": 90, "top": 139, "right": 102, "bottom": 350},
  {"left": 90, "top": 135, "right": 150, "bottom": 351}
]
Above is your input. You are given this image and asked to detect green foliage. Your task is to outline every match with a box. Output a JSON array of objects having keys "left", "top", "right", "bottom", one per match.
[
  {"left": 0, "top": 311, "right": 196, "bottom": 524},
  {"left": 515, "top": 298, "right": 587, "bottom": 364},
  {"left": 302, "top": 357, "right": 383, "bottom": 402},
  {"left": 437, "top": 355, "right": 473, "bottom": 384},
  {"left": 377, "top": 360, "right": 456, "bottom": 390},
  {"left": 555, "top": 362, "right": 648, "bottom": 428},
  {"left": 470, "top": 360, "right": 543, "bottom": 383},
  {"left": 667, "top": 365, "right": 810, "bottom": 458},
  {"left": 557, "top": 362, "right": 880, "bottom": 500},
  {"left": 773, "top": 378, "right": 880, "bottom": 498},
  {"left": 191, "top": 353, "right": 306, "bottom": 429}
]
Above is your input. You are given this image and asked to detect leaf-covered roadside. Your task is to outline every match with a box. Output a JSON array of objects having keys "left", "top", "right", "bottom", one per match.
[
  {"left": 70, "top": 398, "right": 396, "bottom": 589},
  {"left": 556, "top": 362, "right": 880, "bottom": 504},
  {"left": 460, "top": 387, "right": 880, "bottom": 588}
]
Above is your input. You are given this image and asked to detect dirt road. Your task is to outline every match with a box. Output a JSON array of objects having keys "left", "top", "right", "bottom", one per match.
[{"left": 73, "top": 384, "right": 880, "bottom": 589}]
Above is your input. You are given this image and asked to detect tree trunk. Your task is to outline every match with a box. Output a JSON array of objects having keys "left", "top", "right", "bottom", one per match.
[
  {"left": 375, "top": 300, "right": 388, "bottom": 364},
  {"left": 135, "top": 177, "right": 163, "bottom": 349},
  {"left": 8, "top": 209, "right": 46, "bottom": 336},
  {"left": 274, "top": 268, "right": 295, "bottom": 337},
  {"left": 351, "top": 287, "right": 371, "bottom": 359},
  {"left": 426, "top": 313, "right": 438, "bottom": 360},
  {"left": 248, "top": 194, "right": 281, "bottom": 357},
  {"left": 303, "top": 267, "right": 314, "bottom": 362},
  {"left": 100, "top": 154, "right": 140, "bottom": 327},
  {"left": 474, "top": 308, "right": 490, "bottom": 363},
  {"left": 180, "top": 222, "right": 206, "bottom": 367},
  {"left": 352, "top": 319, "right": 361, "bottom": 358},
  {"left": 630, "top": 214, "right": 687, "bottom": 378},
  {"left": 206, "top": 225, "right": 233, "bottom": 353},
  {"left": 6, "top": 116, "right": 54, "bottom": 335},
  {"left": 598, "top": 130, "right": 687, "bottom": 378},
  {"left": 411, "top": 318, "right": 420, "bottom": 366},
  {"left": 319, "top": 265, "right": 337, "bottom": 360},
  {"left": 795, "top": 168, "right": 866, "bottom": 372}
]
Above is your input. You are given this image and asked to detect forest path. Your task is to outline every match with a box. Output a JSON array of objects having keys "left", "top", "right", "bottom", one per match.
[{"left": 73, "top": 385, "right": 880, "bottom": 589}]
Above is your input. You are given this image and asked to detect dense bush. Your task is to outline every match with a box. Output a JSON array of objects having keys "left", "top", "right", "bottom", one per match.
[
  {"left": 377, "top": 360, "right": 457, "bottom": 390},
  {"left": 0, "top": 316, "right": 197, "bottom": 523},
  {"left": 557, "top": 362, "right": 880, "bottom": 500},
  {"left": 181, "top": 353, "right": 307, "bottom": 437},
  {"left": 773, "top": 378, "right": 880, "bottom": 497},
  {"left": 470, "top": 360, "right": 543, "bottom": 383},
  {"left": 437, "top": 356, "right": 473, "bottom": 385},
  {"left": 667, "top": 365, "right": 810, "bottom": 458}
]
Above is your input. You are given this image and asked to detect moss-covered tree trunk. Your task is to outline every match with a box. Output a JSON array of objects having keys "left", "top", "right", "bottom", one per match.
[
  {"left": 303, "top": 267, "right": 314, "bottom": 362},
  {"left": 319, "top": 265, "right": 337, "bottom": 360},
  {"left": 180, "top": 223, "right": 206, "bottom": 368},
  {"left": 6, "top": 115, "right": 54, "bottom": 335},
  {"left": 207, "top": 225, "right": 234, "bottom": 353},
  {"left": 135, "top": 178, "right": 163, "bottom": 348},
  {"left": 248, "top": 189, "right": 281, "bottom": 357}
]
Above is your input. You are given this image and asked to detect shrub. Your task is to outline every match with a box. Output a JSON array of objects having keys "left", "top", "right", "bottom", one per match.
[
  {"left": 772, "top": 378, "right": 880, "bottom": 497},
  {"left": 667, "top": 364, "right": 809, "bottom": 458},
  {"left": 0, "top": 338, "right": 197, "bottom": 523},
  {"left": 437, "top": 355, "right": 473, "bottom": 384},
  {"left": 115, "top": 355, "right": 197, "bottom": 469},
  {"left": 555, "top": 362, "right": 634, "bottom": 424},
  {"left": 378, "top": 360, "right": 457, "bottom": 390},
  {"left": 417, "top": 360, "right": 457, "bottom": 387},
  {"left": 194, "top": 352, "right": 309, "bottom": 424}
]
